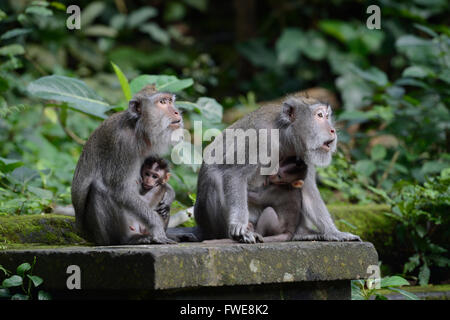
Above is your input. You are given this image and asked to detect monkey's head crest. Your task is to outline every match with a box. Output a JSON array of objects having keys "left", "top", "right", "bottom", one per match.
[{"left": 137, "top": 84, "right": 157, "bottom": 96}]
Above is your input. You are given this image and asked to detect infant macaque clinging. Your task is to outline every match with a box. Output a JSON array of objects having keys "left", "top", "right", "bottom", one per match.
[{"left": 136, "top": 157, "right": 175, "bottom": 231}]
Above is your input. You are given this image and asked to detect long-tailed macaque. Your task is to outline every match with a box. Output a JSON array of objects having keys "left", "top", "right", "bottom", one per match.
[
  {"left": 193, "top": 96, "right": 361, "bottom": 243},
  {"left": 247, "top": 157, "right": 308, "bottom": 242},
  {"left": 137, "top": 157, "right": 174, "bottom": 230},
  {"left": 72, "top": 86, "right": 183, "bottom": 245}
]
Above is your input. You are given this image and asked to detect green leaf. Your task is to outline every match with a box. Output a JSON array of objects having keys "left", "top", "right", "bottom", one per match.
[
  {"left": 0, "top": 9, "right": 7, "bottom": 22},
  {"left": 396, "top": 35, "right": 432, "bottom": 48},
  {"left": 276, "top": 28, "right": 304, "bottom": 65},
  {"left": 418, "top": 264, "right": 430, "bottom": 286},
  {"left": 0, "top": 28, "right": 32, "bottom": 40},
  {"left": 28, "top": 186, "right": 53, "bottom": 199},
  {"left": 0, "top": 44, "right": 25, "bottom": 56},
  {"left": 38, "top": 290, "right": 52, "bottom": 300},
  {"left": 371, "top": 145, "right": 387, "bottom": 161},
  {"left": 0, "top": 157, "right": 24, "bottom": 173},
  {"left": 0, "top": 288, "right": 11, "bottom": 298},
  {"left": 27, "top": 75, "right": 112, "bottom": 119},
  {"left": 335, "top": 73, "right": 373, "bottom": 110},
  {"left": 351, "top": 280, "right": 365, "bottom": 300},
  {"left": 319, "top": 20, "right": 357, "bottom": 43},
  {"left": 16, "top": 263, "right": 31, "bottom": 277},
  {"left": 302, "top": 31, "right": 327, "bottom": 61},
  {"left": 355, "top": 160, "right": 376, "bottom": 177},
  {"left": 0, "top": 265, "right": 10, "bottom": 276},
  {"left": 27, "top": 275, "right": 43, "bottom": 287},
  {"left": 25, "top": 6, "right": 53, "bottom": 16},
  {"left": 402, "top": 65, "right": 435, "bottom": 78},
  {"left": 350, "top": 65, "right": 388, "bottom": 87},
  {"left": 387, "top": 287, "right": 420, "bottom": 300},
  {"left": 184, "top": 0, "right": 208, "bottom": 11},
  {"left": 11, "top": 293, "right": 29, "bottom": 300},
  {"left": 176, "top": 101, "right": 200, "bottom": 113},
  {"left": 380, "top": 276, "right": 410, "bottom": 288},
  {"left": 80, "top": 2, "right": 105, "bottom": 27},
  {"left": 130, "top": 75, "right": 193, "bottom": 95},
  {"left": 413, "top": 24, "right": 438, "bottom": 37},
  {"left": 111, "top": 62, "right": 132, "bottom": 101},
  {"left": 195, "top": 97, "right": 223, "bottom": 124},
  {"left": 140, "top": 23, "right": 170, "bottom": 45},
  {"left": 127, "top": 7, "right": 158, "bottom": 28},
  {"left": 2, "top": 275, "right": 23, "bottom": 288}
]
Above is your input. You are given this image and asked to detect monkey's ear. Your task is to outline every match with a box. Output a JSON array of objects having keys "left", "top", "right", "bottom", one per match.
[
  {"left": 281, "top": 99, "right": 297, "bottom": 124},
  {"left": 129, "top": 98, "right": 141, "bottom": 117},
  {"left": 164, "top": 172, "right": 171, "bottom": 183}
]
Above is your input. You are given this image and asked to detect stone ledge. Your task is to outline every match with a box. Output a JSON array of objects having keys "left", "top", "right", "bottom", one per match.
[{"left": 0, "top": 241, "right": 377, "bottom": 295}]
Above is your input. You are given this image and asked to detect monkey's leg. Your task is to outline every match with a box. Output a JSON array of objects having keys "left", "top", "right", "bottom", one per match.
[
  {"left": 293, "top": 168, "right": 361, "bottom": 242},
  {"left": 118, "top": 190, "right": 177, "bottom": 245},
  {"left": 256, "top": 207, "right": 283, "bottom": 237},
  {"left": 223, "top": 171, "right": 263, "bottom": 243},
  {"left": 83, "top": 182, "right": 117, "bottom": 245}
]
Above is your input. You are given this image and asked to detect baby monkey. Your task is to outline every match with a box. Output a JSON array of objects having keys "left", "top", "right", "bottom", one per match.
[
  {"left": 204, "top": 157, "right": 307, "bottom": 244},
  {"left": 247, "top": 156, "right": 308, "bottom": 242},
  {"left": 130, "top": 157, "right": 175, "bottom": 235}
]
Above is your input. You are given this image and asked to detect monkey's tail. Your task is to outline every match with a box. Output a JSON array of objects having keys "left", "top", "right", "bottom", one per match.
[
  {"left": 166, "top": 226, "right": 203, "bottom": 242},
  {"left": 52, "top": 205, "right": 75, "bottom": 216},
  {"left": 168, "top": 206, "right": 194, "bottom": 228}
]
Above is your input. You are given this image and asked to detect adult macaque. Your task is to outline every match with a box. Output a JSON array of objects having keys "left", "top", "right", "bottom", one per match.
[
  {"left": 194, "top": 96, "right": 361, "bottom": 243},
  {"left": 72, "top": 86, "right": 183, "bottom": 245},
  {"left": 137, "top": 157, "right": 174, "bottom": 230}
]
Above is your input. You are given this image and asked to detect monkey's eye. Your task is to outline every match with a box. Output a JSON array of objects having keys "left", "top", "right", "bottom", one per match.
[
  {"left": 145, "top": 172, "right": 151, "bottom": 176},
  {"left": 152, "top": 174, "right": 158, "bottom": 179},
  {"left": 317, "top": 112, "right": 324, "bottom": 118},
  {"left": 160, "top": 99, "right": 166, "bottom": 104}
]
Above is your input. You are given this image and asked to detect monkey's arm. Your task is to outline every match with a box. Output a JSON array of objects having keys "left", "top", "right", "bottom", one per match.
[
  {"left": 156, "top": 184, "right": 175, "bottom": 218},
  {"left": 222, "top": 169, "right": 263, "bottom": 244},
  {"left": 118, "top": 184, "right": 176, "bottom": 244},
  {"left": 293, "top": 167, "right": 361, "bottom": 241}
]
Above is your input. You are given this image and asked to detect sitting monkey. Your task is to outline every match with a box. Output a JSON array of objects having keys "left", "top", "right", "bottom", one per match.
[
  {"left": 203, "top": 157, "right": 307, "bottom": 244},
  {"left": 129, "top": 157, "right": 175, "bottom": 236},
  {"left": 247, "top": 157, "right": 308, "bottom": 242}
]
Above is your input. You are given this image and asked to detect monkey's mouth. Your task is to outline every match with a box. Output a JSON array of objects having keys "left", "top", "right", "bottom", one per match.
[
  {"left": 320, "top": 139, "right": 334, "bottom": 152},
  {"left": 142, "top": 184, "right": 153, "bottom": 190},
  {"left": 170, "top": 120, "right": 182, "bottom": 128}
]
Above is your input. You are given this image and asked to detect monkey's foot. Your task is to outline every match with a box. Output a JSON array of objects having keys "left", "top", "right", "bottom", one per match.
[
  {"left": 293, "top": 231, "right": 361, "bottom": 242},
  {"left": 151, "top": 235, "right": 177, "bottom": 244},
  {"left": 229, "top": 223, "right": 263, "bottom": 244}
]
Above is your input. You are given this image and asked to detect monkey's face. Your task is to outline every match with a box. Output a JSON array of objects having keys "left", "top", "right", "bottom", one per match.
[
  {"left": 129, "top": 91, "right": 184, "bottom": 155},
  {"left": 283, "top": 98, "right": 337, "bottom": 167},
  {"left": 141, "top": 163, "right": 169, "bottom": 190},
  {"left": 149, "top": 93, "right": 183, "bottom": 130}
]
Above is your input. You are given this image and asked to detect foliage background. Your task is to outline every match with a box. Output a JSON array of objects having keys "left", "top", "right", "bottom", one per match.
[{"left": 0, "top": 0, "right": 448, "bottom": 286}]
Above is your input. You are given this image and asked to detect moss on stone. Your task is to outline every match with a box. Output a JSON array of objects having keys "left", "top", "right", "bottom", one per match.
[
  {"left": 0, "top": 214, "right": 87, "bottom": 245},
  {"left": 0, "top": 205, "right": 396, "bottom": 252}
]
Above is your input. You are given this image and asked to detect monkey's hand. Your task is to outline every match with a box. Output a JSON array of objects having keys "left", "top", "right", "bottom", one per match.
[{"left": 229, "top": 223, "right": 264, "bottom": 244}]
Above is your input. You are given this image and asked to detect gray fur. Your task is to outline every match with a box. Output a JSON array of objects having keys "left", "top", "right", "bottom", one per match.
[
  {"left": 193, "top": 96, "right": 361, "bottom": 243},
  {"left": 71, "top": 91, "right": 181, "bottom": 245}
]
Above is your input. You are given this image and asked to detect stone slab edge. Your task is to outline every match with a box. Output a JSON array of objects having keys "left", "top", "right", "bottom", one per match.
[{"left": 0, "top": 241, "right": 378, "bottom": 291}]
